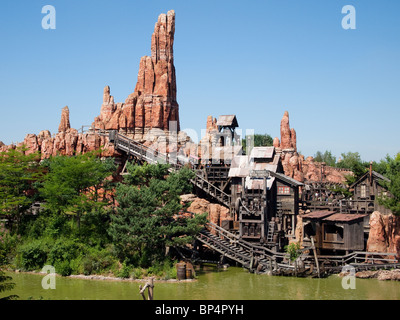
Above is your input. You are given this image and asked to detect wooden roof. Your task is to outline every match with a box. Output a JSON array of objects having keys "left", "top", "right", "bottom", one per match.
[
  {"left": 323, "top": 213, "right": 367, "bottom": 222},
  {"left": 216, "top": 115, "right": 239, "bottom": 128},
  {"left": 301, "top": 210, "right": 336, "bottom": 220},
  {"left": 349, "top": 170, "right": 390, "bottom": 189}
]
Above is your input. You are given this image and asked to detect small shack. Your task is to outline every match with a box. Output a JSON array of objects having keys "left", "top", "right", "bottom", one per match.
[
  {"left": 302, "top": 210, "right": 336, "bottom": 252},
  {"left": 321, "top": 213, "right": 367, "bottom": 253},
  {"left": 215, "top": 115, "right": 239, "bottom": 147},
  {"left": 302, "top": 212, "right": 367, "bottom": 253}
]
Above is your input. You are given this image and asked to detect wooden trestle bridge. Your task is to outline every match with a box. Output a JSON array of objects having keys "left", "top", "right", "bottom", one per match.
[{"left": 99, "top": 129, "right": 400, "bottom": 277}]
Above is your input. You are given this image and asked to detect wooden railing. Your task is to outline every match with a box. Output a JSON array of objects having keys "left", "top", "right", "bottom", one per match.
[{"left": 110, "top": 131, "right": 232, "bottom": 208}]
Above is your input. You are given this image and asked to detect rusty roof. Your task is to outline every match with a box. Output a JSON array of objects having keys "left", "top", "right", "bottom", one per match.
[
  {"left": 323, "top": 213, "right": 367, "bottom": 222},
  {"left": 301, "top": 211, "right": 336, "bottom": 220}
]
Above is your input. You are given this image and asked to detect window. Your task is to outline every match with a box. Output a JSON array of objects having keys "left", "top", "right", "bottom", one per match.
[
  {"left": 360, "top": 184, "right": 366, "bottom": 198},
  {"left": 278, "top": 186, "right": 290, "bottom": 195},
  {"left": 324, "top": 224, "right": 344, "bottom": 243}
]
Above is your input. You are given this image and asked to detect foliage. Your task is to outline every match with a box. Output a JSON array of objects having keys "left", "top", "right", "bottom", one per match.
[
  {"left": 39, "top": 151, "right": 116, "bottom": 228},
  {"left": 109, "top": 163, "right": 207, "bottom": 267},
  {"left": 337, "top": 151, "right": 368, "bottom": 185},
  {"left": 314, "top": 150, "right": 336, "bottom": 167},
  {"left": 284, "top": 242, "right": 301, "bottom": 262},
  {"left": 0, "top": 270, "right": 18, "bottom": 300},
  {"left": 242, "top": 133, "right": 273, "bottom": 153},
  {"left": 0, "top": 147, "right": 43, "bottom": 226},
  {"left": 377, "top": 153, "right": 400, "bottom": 216},
  {"left": 16, "top": 238, "right": 50, "bottom": 271}
]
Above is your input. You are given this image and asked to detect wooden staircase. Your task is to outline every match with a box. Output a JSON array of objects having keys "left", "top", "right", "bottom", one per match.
[
  {"left": 196, "top": 222, "right": 288, "bottom": 272},
  {"left": 109, "top": 130, "right": 232, "bottom": 208}
]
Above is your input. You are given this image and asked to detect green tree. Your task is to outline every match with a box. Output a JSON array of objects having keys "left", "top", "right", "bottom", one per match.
[
  {"left": 39, "top": 151, "right": 116, "bottom": 229},
  {"left": 0, "top": 147, "right": 43, "bottom": 228},
  {"left": 337, "top": 151, "right": 367, "bottom": 185},
  {"left": 377, "top": 153, "right": 400, "bottom": 216},
  {"left": 109, "top": 163, "right": 207, "bottom": 267},
  {"left": 242, "top": 133, "right": 273, "bottom": 154},
  {"left": 314, "top": 150, "right": 336, "bottom": 167},
  {"left": 0, "top": 269, "right": 18, "bottom": 300}
]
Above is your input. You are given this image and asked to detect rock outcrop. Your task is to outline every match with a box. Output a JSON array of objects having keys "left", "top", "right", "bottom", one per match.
[
  {"left": 93, "top": 10, "right": 180, "bottom": 140},
  {"left": 367, "top": 211, "right": 400, "bottom": 259},
  {"left": 181, "top": 194, "right": 232, "bottom": 231},
  {"left": 5, "top": 11, "right": 181, "bottom": 160},
  {"left": 274, "top": 111, "right": 352, "bottom": 184},
  {"left": 58, "top": 106, "right": 71, "bottom": 133}
]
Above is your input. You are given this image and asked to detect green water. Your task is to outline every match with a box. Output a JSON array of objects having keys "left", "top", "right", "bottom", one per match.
[{"left": 4, "top": 266, "right": 400, "bottom": 300}]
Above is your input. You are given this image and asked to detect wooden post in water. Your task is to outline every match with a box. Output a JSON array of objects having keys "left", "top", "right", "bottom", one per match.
[
  {"left": 311, "top": 236, "right": 320, "bottom": 278},
  {"left": 139, "top": 277, "right": 154, "bottom": 300}
]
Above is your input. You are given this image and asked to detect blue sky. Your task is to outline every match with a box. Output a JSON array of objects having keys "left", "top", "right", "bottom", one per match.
[{"left": 0, "top": 0, "right": 399, "bottom": 162}]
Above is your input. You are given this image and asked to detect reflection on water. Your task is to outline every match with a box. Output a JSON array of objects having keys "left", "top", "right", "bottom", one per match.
[{"left": 5, "top": 266, "right": 400, "bottom": 300}]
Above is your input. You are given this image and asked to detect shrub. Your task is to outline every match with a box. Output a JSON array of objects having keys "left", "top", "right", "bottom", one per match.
[
  {"left": 17, "top": 239, "right": 50, "bottom": 271},
  {"left": 47, "top": 238, "right": 81, "bottom": 266},
  {"left": 117, "top": 261, "right": 132, "bottom": 279},
  {"left": 55, "top": 260, "right": 72, "bottom": 276},
  {"left": 80, "top": 246, "right": 117, "bottom": 276}
]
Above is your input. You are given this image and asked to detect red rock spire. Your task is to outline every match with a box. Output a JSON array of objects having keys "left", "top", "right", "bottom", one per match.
[{"left": 94, "top": 10, "right": 180, "bottom": 136}]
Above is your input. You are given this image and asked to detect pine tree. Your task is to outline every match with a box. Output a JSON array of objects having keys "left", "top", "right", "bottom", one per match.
[
  {"left": 109, "top": 163, "right": 207, "bottom": 266},
  {"left": 0, "top": 270, "right": 18, "bottom": 300}
]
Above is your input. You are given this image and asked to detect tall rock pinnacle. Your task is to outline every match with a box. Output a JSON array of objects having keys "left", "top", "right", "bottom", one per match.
[
  {"left": 278, "top": 111, "right": 296, "bottom": 151},
  {"left": 94, "top": 10, "right": 180, "bottom": 137},
  {"left": 58, "top": 106, "right": 71, "bottom": 132}
]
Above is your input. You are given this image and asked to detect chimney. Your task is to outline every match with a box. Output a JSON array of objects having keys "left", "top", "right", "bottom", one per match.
[{"left": 369, "top": 161, "right": 373, "bottom": 186}]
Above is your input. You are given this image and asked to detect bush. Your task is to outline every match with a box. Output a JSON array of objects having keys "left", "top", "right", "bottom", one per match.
[
  {"left": 117, "top": 261, "right": 132, "bottom": 279},
  {"left": 0, "top": 232, "right": 19, "bottom": 266},
  {"left": 55, "top": 260, "right": 72, "bottom": 276},
  {"left": 80, "top": 246, "right": 117, "bottom": 276},
  {"left": 17, "top": 239, "right": 50, "bottom": 271},
  {"left": 47, "top": 238, "right": 81, "bottom": 265}
]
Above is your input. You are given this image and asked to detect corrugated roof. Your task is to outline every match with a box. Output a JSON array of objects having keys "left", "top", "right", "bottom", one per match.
[
  {"left": 301, "top": 210, "right": 336, "bottom": 220},
  {"left": 253, "top": 163, "right": 278, "bottom": 172},
  {"left": 210, "top": 145, "right": 242, "bottom": 160},
  {"left": 216, "top": 115, "right": 239, "bottom": 127},
  {"left": 228, "top": 167, "right": 250, "bottom": 178},
  {"left": 245, "top": 176, "right": 275, "bottom": 190},
  {"left": 250, "top": 147, "right": 275, "bottom": 159},
  {"left": 269, "top": 171, "right": 304, "bottom": 187},
  {"left": 323, "top": 213, "right": 367, "bottom": 222}
]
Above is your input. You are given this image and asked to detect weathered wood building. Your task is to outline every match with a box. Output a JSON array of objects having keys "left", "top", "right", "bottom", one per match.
[
  {"left": 228, "top": 147, "right": 303, "bottom": 249},
  {"left": 346, "top": 169, "right": 392, "bottom": 215},
  {"left": 302, "top": 211, "right": 366, "bottom": 253}
]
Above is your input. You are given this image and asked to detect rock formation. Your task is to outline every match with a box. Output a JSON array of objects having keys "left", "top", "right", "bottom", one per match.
[
  {"left": 5, "top": 11, "right": 181, "bottom": 160},
  {"left": 367, "top": 211, "right": 400, "bottom": 259},
  {"left": 58, "top": 106, "right": 71, "bottom": 133},
  {"left": 181, "top": 194, "right": 232, "bottom": 231},
  {"left": 93, "top": 10, "right": 180, "bottom": 140},
  {"left": 274, "top": 111, "right": 352, "bottom": 184}
]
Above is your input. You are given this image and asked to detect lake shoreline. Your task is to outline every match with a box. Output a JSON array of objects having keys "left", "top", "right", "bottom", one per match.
[{"left": 8, "top": 269, "right": 197, "bottom": 283}]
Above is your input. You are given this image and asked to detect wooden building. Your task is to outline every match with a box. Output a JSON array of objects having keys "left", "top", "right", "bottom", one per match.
[
  {"left": 321, "top": 213, "right": 366, "bottom": 253},
  {"left": 302, "top": 211, "right": 367, "bottom": 253},
  {"left": 228, "top": 148, "right": 303, "bottom": 249},
  {"left": 347, "top": 169, "right": 391, "bottom": 215},
  {"left": 302, "top": 211, "right": 336, "bottom": 252},
  {"left": 215, "top": 115, "right": 240, "bottom": 147}
]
